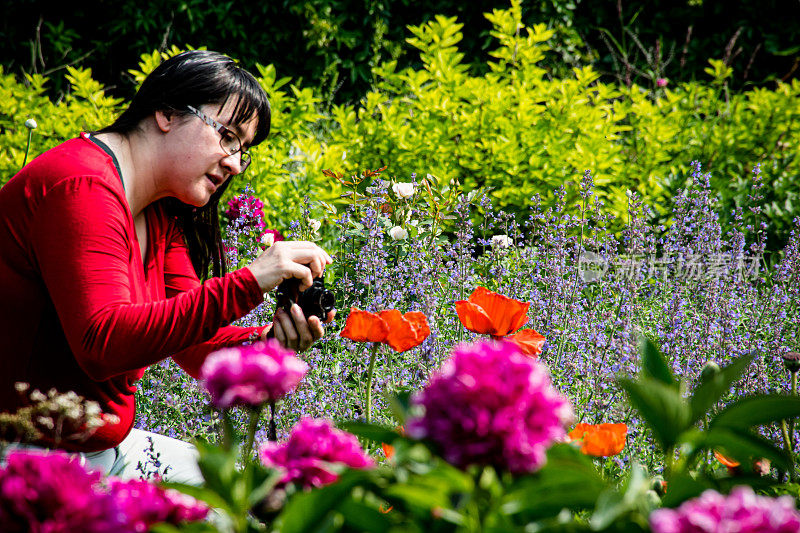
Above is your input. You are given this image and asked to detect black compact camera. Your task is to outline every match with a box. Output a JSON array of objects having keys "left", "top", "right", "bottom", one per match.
[{"left": 274, "top": 276, "right": 336, "bottom": 321}]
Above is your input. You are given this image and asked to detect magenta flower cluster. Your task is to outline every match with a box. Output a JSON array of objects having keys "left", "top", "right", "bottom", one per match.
[
  {"left": 650, "top": 485, "right": 800, "bottom": 533},
  {"left": 225, "top": 194, "right": 266, "bottom": 230},
  {"left": 0, "top": 451, "right": 208, "bottom": 532},
  {"left": 259, "top": 418, "right": 374, "bottom": 489},
  {"left": 406, "top": 339, "right": 574, "bottom": 473},
  {"left": 108, "top": 478, "right": 209, "bottom": 532},
  {"left": 201, "top": 340, "right": 309, "bottom": 409}
]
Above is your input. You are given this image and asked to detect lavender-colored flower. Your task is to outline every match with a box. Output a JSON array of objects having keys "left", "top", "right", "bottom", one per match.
[
  {"left": 650, "top": 485, "right": 800, "bottom": 533},
  {"left": 200, "top": 340, "right": 309, "bottom": 409},
  {"left": 108, "top": 478, "right": 209, "bottom": 532},
  {"left": 406, "top": 339, "right": 573, "bottom": 474},
  {"left": 0, "top": 451, "right": 130, "bottom": 533},
  {"left": 259, "top": 418, "right": 374, "bottom": 489}
]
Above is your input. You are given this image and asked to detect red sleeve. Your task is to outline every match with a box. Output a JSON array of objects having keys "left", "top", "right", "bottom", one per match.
[
  {"left": 30, "top": 176, "right": 264, "bottom": 381},
  {"left": 162, "top": 222, "right": 267, "bottom": 378}
]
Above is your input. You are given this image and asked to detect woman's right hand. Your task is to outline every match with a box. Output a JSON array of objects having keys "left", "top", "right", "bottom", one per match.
[{"left": 246, "top": 241, "right": 333, "bottom": 293}]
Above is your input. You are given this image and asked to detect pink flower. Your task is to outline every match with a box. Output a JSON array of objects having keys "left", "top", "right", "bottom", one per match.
[
  {"left": 657, "top": 78, "right": 668, "bottom": 87},
  {"left": 108, "top": 478, "right": 209, "bottom": 532},
  {"left": 200, "top": 340, "right": 308, "bottom": 409},
  {"left": 406, "top": 339, "right": 573, "bottom": 474},
  {"left": 225, "top": 194, "right": 266, "bottom": 229},
  {"left": 0, "top": 451, "right": 128, "bottom": 532},
  {"left": 650, "top": 485, "right": 800, "bottom": 533},
  {"left": 259, "top": 418, "right": 374, "bottom": 489}
]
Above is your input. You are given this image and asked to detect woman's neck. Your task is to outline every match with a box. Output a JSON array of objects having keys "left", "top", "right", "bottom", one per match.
[{"left": 93, "top": 130, "right": 163, "bottom": 218}]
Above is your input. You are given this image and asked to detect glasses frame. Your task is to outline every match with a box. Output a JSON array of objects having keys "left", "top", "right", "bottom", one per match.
[{"left": 185, "top": 105, "right": 251, "bottom": 172}]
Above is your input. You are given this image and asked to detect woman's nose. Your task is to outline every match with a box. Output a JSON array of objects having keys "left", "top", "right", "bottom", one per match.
[{"left": 221, "top": 152, "right": 243, "bottom": 176}]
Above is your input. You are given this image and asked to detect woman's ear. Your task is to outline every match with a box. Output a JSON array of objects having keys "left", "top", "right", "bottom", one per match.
[{"left": 154, "top": 110, "right": 174, "bottom": 133}]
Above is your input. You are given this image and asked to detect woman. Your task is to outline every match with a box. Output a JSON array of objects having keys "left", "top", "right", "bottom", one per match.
[{"left": 0, "top": 50, "right": 332, "bottom": 483}]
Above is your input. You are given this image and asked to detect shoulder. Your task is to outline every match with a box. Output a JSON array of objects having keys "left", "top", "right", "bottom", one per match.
[{"left": 2, "top": 135, "right": 126, "bottom": 210}]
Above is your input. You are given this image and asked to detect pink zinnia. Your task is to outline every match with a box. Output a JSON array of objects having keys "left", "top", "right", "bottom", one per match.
[
  {"left": 200, "top": 340, "right": 308, "bottom": 409},
  {"left": 406, "top": 339, "right": 573, "bottom": 474},
  {"left": 108, "top": 478, "right": 209, "bottom": 532},
  {"left": 259, "top": 418, "right": 374, "bottom": 489},
  {"left": 650, "top": 485, "right": 800, "bottom": 533}
]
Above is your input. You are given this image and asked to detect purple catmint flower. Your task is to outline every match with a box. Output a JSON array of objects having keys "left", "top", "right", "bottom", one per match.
[
  {"left": 259, "top": 418, "right": 374, "bottom": 489},
  {"left": 108, "top": 478, "right": 209, "bottom": 532},
  {"left": 200, "top": 340, "right": 309, "bottom": 409},
  {"left": 650, "top": 485, "right": 800, "bottom": 533},
  {"left": 406, "top": 339, "right": 573, "bottom": 474},
  {"left": 0, "top": 451, "right": 130, "bottom": 532}
]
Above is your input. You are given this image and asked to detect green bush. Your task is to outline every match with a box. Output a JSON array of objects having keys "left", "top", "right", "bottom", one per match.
[{"left": 2, "top": 3, "right": 798, "bottom": 246}]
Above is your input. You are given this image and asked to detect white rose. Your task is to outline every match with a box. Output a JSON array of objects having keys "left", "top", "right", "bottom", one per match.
[
  {"left": 392, "top": 182, "right": 415, "bottom": 198},
  {"left": 260, "top": 233, "right": 275, "bottom": 247},
  {"left": 24, "top": 118, "right": 38, "bottom": 129},
  {"left": 389, "top": 226, "right": 408, "bottom": 241},
  {"left": 491, "top": 234, "right": 513, "bottom": 249},
  {"left": 308, "top": 218, "right": 321, "bottom": 233}
]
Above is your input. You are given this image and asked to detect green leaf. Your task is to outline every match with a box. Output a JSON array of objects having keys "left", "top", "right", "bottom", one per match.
[
  {"left": 337, "top": 498, "right": 393, "bottom": 532},
  {"left": 618, "top": 377, "right": 689, "bottom": 451},
  {"left": 711, "top": 395, "right": 800, "bottom": 430},
  {"left": 660, "top": 472, "right": 710, "bottom": 508},
  {"left": 338, "top": 421, "right": 399, "bottom": 445},
  {"left": 689, "top": 352, "right": 756, "bottom": 425},
  {"left": 501, "top": 444, "right": 606, "bottom": 519},
  {"left": 640, "top": 336, "right": 678, "bottom": 388},
  {"left": 277, "top": 470, "right": 371, "bottom": 533},
  {"left": 704, "top": 426, "right": 791, "bottom": 471}
]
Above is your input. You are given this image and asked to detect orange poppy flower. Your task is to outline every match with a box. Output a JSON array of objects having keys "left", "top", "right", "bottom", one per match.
[
  {"left": 508, "top": 328, "right": 546, "bottom": 356},
  {"left": 455, "top": 287, "right": 530, "bottom": 338},
  {"left": 568, "top": 423, "right": 627, "bottom": 457},
  {"left": 340, "top": 308, "right": 430, "bottom": 352},
  {"left": 381, "top": 442, "right": 395, "bottom": 459},
  {"left": 714, "top": 451, "right": 740, "bottom": 468}
]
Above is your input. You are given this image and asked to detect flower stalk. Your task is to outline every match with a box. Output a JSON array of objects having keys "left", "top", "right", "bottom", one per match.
[{"left": 365, "top": 342, "right": 381, "bottom": 423}]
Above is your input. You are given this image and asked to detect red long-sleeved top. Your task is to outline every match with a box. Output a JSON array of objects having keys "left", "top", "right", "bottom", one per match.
[{"left": 0, "top": 134, "right": 265, "bottom": 451}]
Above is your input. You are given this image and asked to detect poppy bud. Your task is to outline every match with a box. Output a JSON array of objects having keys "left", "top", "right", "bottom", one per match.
[
  {"left": 699, "top": 361, "right": 721, "bottom": 383},
  {"left": 781, "top": 351, "right": 800, "bottom": 373}
]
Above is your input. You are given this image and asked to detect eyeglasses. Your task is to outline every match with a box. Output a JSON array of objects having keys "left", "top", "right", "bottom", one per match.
[{"left": 185, "top": 105, "right": 251, "bottom": 172}]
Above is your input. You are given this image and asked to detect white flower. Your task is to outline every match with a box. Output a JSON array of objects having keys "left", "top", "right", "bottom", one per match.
[
  {"left": 392, "top": 182, "right": 415, "bottom": 198},
  {"left": 491, "top": 234, "right": 513, "bottom": 249},
  {"left": 24, "top": 118, "right": 38, "bottom": 130},
  {"left": 261, "top": 233, "right": 275, "bottom": 247},
  {"left": 308, "top": 218, "right": 321, "bottom": 233},
  {"left": 389, "top": 226, "right": 409, "bottom": 241}
]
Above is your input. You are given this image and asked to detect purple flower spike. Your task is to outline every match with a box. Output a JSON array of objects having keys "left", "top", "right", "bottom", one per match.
[
  {"left": 259, "top": 418, "right": 374, "bottom": 489},
  {"left": 108, "top": 478, "right": 209, "bottom": 531},
  {"left": 650, "top": 485, "right": 800, "bottom": 533},
  {"left": 406, "top": 339, "right": 573, "bottom": 474},
  {"left": 201, "top": 340, "right": 309, "bottom": 409}
]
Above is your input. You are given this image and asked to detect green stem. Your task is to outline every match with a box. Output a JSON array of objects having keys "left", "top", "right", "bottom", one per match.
[
  {"left": 365, "top": 343, "right": 381, "bottom": 423},
  {"left": 222, "top": 409, "right": 235, "bottom": 451},
  {"left": 791, "top": 371, "right": 797, "bottom": 453},
  {"left": 20, "top": 130, "right": 33, "bottom": 171},
  {"left": 781, "top": 419, "right": 796, "bottom": 482},
  {"left": 242, "top": 405, "right": 263, "bottom": 464}
]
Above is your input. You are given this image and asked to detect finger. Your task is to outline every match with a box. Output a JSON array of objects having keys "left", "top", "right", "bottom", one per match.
[
  {"left": 307, "top": 256, "right": 324, "bottom": 279},
  {"left": 275, "top": 309, "right": 299, "bottom": 350},
  {"left": 259, "top": 323, "right": 274, "bottom": 341},
  {"left": 324, "top": 310, "right": 336, "bottom": 324},
  {"left": 290, "top": 304, "right": 315, "bottom": 352},
  {"left": 272, "top": 316, "right": 286, "bottom": 347},
  {"left": 307, "top": 315, "right": 325, "bottom": 340}
]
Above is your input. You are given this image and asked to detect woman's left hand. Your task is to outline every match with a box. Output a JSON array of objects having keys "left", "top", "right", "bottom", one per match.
[{"left": 261, "top": 307, "right": 336, "bottom": 353}]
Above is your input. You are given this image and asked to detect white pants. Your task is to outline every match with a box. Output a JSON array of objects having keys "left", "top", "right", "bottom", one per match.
[{"left": 3, "top": 428, "right": 204, "bottom": 486}]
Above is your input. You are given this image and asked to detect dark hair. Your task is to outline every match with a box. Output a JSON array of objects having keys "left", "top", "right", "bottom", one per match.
[{"left": 99, "top": 50, "right": 271, "bottom": 279}]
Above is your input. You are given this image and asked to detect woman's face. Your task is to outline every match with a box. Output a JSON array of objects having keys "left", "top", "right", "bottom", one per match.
[{"left": 160, "top": 98, "right": 258, "bottom": 207}]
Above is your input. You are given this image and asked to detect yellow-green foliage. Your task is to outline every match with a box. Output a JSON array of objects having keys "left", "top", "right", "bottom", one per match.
[
  {"left": 2, "top": 2, "right": 798, "bottom": 237},
  {"left": 325, "top": 2, "right": 800, "bottom": 234}
]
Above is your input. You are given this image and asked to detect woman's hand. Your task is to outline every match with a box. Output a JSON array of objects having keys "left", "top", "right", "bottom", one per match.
[
  {"left": 246, "top": 241, "right": 333, "bottom": 293},
  {"left": 261, "top": 308, "right": 336, "bottom": 353}
]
